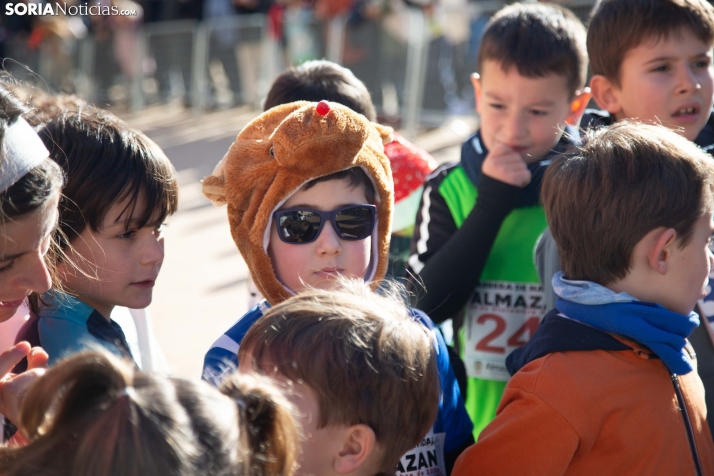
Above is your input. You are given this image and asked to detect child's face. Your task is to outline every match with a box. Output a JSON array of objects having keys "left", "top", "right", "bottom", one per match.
[
  {"left": 598, "top": 30, "right": 714, "bottom": 141},
  {"left": 60, "top": 193, "right": 165, "bottom": 318},
  {"left": 0, "top": 193, "right": 58, "bottom": 322},
  {"left": 662, "top": 212, "right": 714, "bottom": 314},
  {"left": 268, "top": 178, "right": 372, "bottom": 294},
  {"left": 473, "top": 60, "right": 585, "bottom": 163}
]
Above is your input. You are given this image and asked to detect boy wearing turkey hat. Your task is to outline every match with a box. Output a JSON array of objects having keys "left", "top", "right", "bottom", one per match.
[{"left": 201, "top": 100, "right": 473, "bottom": 474}]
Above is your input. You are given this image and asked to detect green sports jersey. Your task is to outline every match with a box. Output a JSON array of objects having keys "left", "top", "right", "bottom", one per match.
[
  {"left": 408, "top": 128, "right": 577, "bottom": 439},
  {"left": 440, "top": 167, "right": 548, "bottom": 438}
]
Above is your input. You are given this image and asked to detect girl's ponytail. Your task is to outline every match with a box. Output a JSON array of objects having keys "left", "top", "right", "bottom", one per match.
[
  {"left": 0, "top": 352, "right": 194, "bottom": 476},
  {"left": 221, "top": 373, "right": 299, "bottom": 476},
  {"left": 18, "top": 351, "right": 132, "bottom": 440}
]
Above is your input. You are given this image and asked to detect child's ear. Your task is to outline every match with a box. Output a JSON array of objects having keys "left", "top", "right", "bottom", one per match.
[
  {"left": 202, "top": 153, "right": 228, "bottom": 206},
  {"left": 333, "top": 424, "right": 377, "bottom": 475},
  {"left": 589, "top": 74, "right": 623, "bottom": 116},
  {"left": 647, "top": 227, "right": 677, "bottom": 275},
  {"left": 564, "top": 88, "right": 592, "bottom": 126},
  {"left": 471, "top": 73, "right": 483, "bottom": 115}
]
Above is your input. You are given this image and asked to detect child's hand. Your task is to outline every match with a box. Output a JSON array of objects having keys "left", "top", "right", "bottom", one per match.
[
  {"left": 482, "top": 143, "right": 532, "bottom": 188},
  {"left": 0, "top": 342, "right": 48, "bottom": 427}
]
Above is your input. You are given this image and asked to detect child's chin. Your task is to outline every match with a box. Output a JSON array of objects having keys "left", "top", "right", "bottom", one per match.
[
  {"left": 311, "top": 277, "right": 342, "bottom": 290},
  {"left": 0, "top": 306, "right": 17, "bottom": 323},
  {"left": 123, "top": 295, "right": 153, "bottom": 310}
]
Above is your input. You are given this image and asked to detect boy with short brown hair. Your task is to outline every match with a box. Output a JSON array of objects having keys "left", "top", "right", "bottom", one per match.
[
  {"left": 455, "top": 121, "right": 714, "bottom": 475},
  {"left": 536, "top": 0, "right": 714, "bottom": 432},
  {"left": 540, "top": 0, "right": 714, "bottom": 307},
  {"left": 239, "top": 282, "right": 440, "bottom": 476},
  {"left": 407, "top": 1, "right": 590, "bottom": 439},
  {"left": 586, "top": 0, "right": 714, "bottom": 142}
]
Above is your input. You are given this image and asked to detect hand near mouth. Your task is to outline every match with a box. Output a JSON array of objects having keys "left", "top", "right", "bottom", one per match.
[{"left": 482, "top": 142, "right": 532, "bottom": 188}]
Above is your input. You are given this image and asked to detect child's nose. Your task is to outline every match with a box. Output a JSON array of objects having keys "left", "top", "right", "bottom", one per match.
[
  {"left": 503, "top": 111, "right": 527, "bottom": 141},
  {"left": 140, "top": 235, "right": 165, "bottom": 266},
  {"left": 15, "top": 252, "right": 52, "bottom": 295},
  {"left": 677, "top": 65, "right": 701, "bottom": 94},
  {"left": 315, "top": 221, "right": 342, "bottom": 256}
]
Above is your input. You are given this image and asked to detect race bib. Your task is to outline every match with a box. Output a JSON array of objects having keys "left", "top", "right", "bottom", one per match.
[
  {"left": 397, "top": 430, "right": 446, "bottom": 476},
  {"left": 464, "top": 281, "right": 546, "bottom": 381}
]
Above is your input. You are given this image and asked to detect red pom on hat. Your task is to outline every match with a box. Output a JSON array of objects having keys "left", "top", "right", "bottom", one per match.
[{"left": 316, "top": 100, "right": 330, "bottom": 116}]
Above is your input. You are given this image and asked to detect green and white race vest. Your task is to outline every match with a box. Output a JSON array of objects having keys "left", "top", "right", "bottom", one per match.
[{"left": 439, "top": 167, "right": 548, "bottom": 439}]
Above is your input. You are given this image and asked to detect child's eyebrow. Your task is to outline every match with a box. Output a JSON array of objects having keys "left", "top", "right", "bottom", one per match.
[
  {"left": 110, "top": 217, "right": 139, "bottom": 226},
  {"left": 484, "top": 92, "right": 554, "bottom": 107},
  {"left": 115, "top": 214, "right": 162, "bottom": 226},
  {"left": 644, "top": 52, "right": 710, "bottom": 64},
  {"left": 528, "top": 100, "right": 556, "bottom": 107}
]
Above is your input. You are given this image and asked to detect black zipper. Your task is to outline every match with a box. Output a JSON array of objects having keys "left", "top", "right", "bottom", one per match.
[{"left": 671, "top": 373, "right": 704, "bottom": 476}]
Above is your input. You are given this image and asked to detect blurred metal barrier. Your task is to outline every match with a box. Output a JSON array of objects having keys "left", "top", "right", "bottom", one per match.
[
  {"left": 193, "top": 14, "right": 267, "bottom": 111},
  {"left": 131, "top": 20, "right": 197, "bottom": 111},
  {"left": 403, "top": 8, "right": 430, "bottom": 137},
  {"left": 417, "top": 1, "right": 502, "bottom": 126},
  {"left": 410, "top": 0, "right": 596, "bottom": 131},
  {"left": 2, "top": 0, "right": 596, "bottom": 132}
]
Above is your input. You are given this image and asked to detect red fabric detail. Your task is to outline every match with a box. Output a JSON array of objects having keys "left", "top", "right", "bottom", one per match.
[{"left": 384, "top": 132, "right": 437, "bottom": 202}]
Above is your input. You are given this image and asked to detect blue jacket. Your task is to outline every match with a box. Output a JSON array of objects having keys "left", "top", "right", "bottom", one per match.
[{"left": 16, "top": 294, "right": 134, "bottom": 367}]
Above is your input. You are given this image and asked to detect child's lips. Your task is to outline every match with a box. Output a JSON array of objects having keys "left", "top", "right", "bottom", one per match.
[
  {"left": 130, "top": 280, "right": 156, "bottom": 289},
  {"left": 0, "top": 298, "right": 25, "bottom": 309},
  {"left": 672, "top": 103, "right": 701, "bottom": 124},
  {"left": 315, "top": 268, "right": 343, "bottom": 278}
]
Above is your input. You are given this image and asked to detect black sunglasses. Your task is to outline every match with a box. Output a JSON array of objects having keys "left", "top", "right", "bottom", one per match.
[{"left": 273, "top": 204, "right": 377, "bottom": 244}]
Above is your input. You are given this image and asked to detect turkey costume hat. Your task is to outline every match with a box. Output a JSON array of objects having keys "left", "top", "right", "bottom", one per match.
[{"left": 202, "top": 101, "right": 394, "bottom": 305}]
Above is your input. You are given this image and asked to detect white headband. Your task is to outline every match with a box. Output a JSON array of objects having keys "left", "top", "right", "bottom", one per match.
[{"left": 0, "top": 117, "right": 50, "bottom": 192}]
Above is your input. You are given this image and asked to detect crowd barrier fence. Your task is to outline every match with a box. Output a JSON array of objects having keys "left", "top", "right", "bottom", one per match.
[{"left": 1, "top": 0, "right": 596, "bottom": 137}]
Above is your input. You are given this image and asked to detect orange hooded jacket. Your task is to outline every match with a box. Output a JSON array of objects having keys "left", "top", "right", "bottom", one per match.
[{"left": 453, "top": 311, "right": 714, "bottom": 476}]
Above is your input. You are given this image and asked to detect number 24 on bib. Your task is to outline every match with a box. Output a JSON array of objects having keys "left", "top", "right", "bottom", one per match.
[{"left": 464, "top": 281, "right": 547, "bottom": 381}]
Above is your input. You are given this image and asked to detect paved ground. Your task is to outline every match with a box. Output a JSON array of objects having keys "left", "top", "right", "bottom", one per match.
[{"left": 121, "top": 104, "right": 476, "bottom": 378}]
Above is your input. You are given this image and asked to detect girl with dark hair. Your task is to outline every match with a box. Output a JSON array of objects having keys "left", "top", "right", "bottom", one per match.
[{"left": 15, "top": 96, "right": 179, "bottom": 367}]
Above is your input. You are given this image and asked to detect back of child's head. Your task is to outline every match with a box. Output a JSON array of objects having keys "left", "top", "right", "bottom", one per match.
[
  {"left": 0, "top": 351, "right": 298, "bottom": 476},
  {"left": 588, "top": 0, "right": 714, "bottom": 85},
  {"left": 542, "top": 120, "right": 714, "bottom": 286},
  {"left": 264, "top": 60, "right": 376, "bottom": 121},
  {"left": 239, "top": 280, "right": 439, "bottom": 474},
  {"left": 33, "top": 96, "right": 178, "bottom": 248},
  {"left": 478, "top": 2, "right": 588, "bottom": 97}
]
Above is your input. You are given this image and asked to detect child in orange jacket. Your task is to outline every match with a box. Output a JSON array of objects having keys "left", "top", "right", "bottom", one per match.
[{"left": 454, "top": 122, "right": 714, "bottom": 475}]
